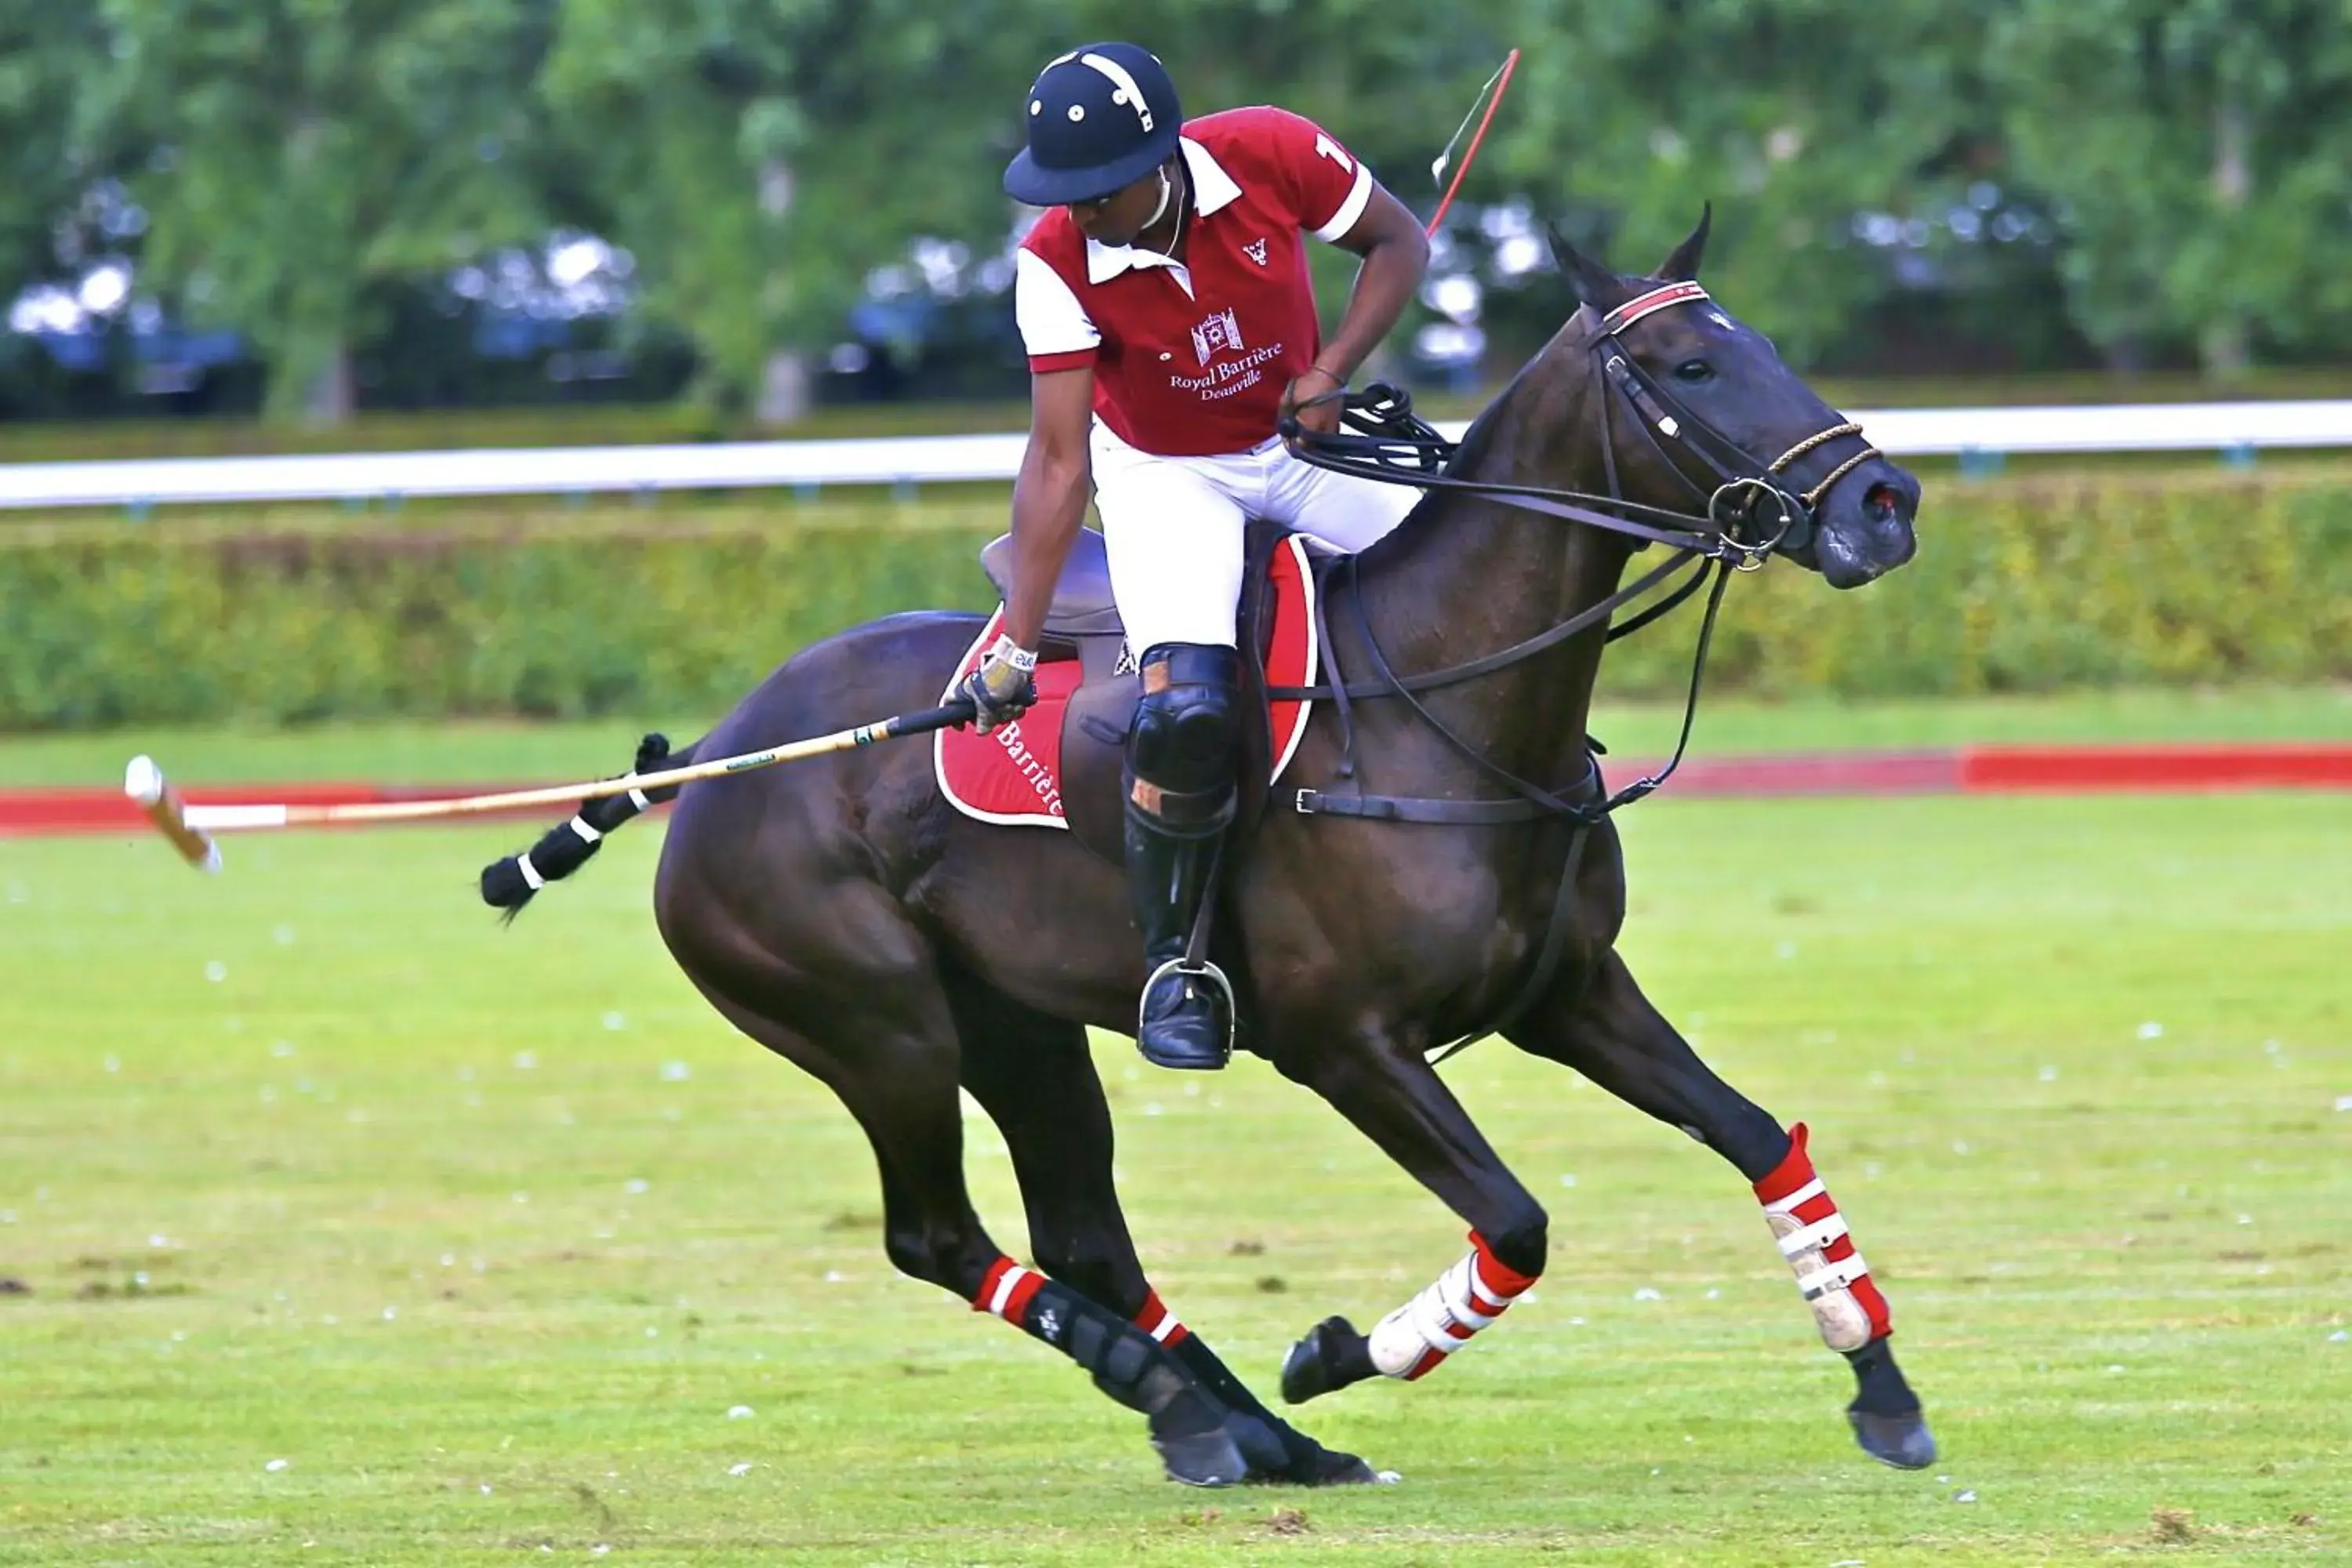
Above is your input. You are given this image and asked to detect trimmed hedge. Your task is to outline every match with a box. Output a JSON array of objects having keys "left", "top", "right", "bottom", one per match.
[{"left": 2, "top": 475, "right": 2347, "bottom": 729}]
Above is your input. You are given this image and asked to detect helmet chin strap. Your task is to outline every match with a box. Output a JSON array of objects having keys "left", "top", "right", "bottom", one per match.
[
  {"left": 1139, "top": 163, "right": 1186, "bottom": 260},
  {"left": 1140, "top": 167, "right": 1174, "bottom": 230}
]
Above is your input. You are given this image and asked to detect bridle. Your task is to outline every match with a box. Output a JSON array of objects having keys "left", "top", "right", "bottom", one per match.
[
  {"left": 1581, "top": 278, "right": 1880, "bottom": 564},
  {"left": 1274, "top": 276, "right": 1885, "bottom": 817},
  {"left": 1287, "top": 278, "right": 1880, "bottom": 577},
  {"left": 1272, "top": 279, "right": 1885, "bottom": 1055}
]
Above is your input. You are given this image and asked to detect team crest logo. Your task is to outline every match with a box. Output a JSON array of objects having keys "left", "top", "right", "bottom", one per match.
[
  {"left": 1243, "top": 238, "right": 1269, "bottom": 266},
  {"left": 1190, "top": 307, "right": 1244, "bottom": 365}
]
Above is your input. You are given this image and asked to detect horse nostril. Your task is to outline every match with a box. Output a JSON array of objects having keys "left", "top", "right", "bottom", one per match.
[{"left": 1864, "top": 482, "right": 1903, "bottom": 524}]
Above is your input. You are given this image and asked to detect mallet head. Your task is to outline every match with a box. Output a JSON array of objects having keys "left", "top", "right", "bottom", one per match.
[{"left": 125, "top": 755, "right": 221, "bottom": 873}]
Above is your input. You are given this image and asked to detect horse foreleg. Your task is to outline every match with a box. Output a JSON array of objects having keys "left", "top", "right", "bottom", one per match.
[
  {"left": 947, "top": 982, "right": 1378, "bottom": 1486},
  {"left": 1504, "top": 948, "right": 1936, "bottom": 1469},
  {"left": 1267, "top": 1029, "right": 1551, "bottom": 1406}
]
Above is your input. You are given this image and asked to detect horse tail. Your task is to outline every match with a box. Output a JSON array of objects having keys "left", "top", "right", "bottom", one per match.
[{"left": 478, "top": 731, "right": 697, "bottom": 919}]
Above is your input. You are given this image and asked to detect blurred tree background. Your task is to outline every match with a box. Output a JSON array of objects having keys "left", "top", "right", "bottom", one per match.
[{"left": 4, "top": 0, "right": 2348, "bottom": 428}]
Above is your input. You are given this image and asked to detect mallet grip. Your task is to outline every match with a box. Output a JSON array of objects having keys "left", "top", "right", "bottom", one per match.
[{"left": 125, "top": 755, "right": 222, "bottom": 873}]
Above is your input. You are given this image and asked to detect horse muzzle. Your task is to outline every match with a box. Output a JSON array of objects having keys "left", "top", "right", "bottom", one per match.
[{"left": 1795, "top": 459, "right": 1920, "bottom": 589}]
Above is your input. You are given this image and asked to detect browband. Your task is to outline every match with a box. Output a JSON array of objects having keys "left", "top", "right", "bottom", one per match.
[{"left": 1599, "top": 279, "right": 1711, "bottom": 335}]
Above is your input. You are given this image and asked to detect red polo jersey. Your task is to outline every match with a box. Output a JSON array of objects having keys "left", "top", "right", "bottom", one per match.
[{"left": 1014, "top": 106, "right": 1375, "bottom": 457}]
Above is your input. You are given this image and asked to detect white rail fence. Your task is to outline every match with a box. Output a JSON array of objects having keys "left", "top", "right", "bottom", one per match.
[{"left": 5, "top": 399, "right": 2350, "bottom": 512}]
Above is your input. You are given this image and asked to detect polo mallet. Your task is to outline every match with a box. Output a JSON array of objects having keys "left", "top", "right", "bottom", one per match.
[
  {"left": 1425, "top": 48, "right": 1520, "bottom": 238},
  {"left": 125, "top": 699, "right": 977, "bottom": 872}
]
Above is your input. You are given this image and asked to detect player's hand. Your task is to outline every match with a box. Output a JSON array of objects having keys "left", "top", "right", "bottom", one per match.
[
  {"left": 1279, "top": 365, "right": 1346, "bottom": 437},
  {"left": 957, "top": 635, "right": 1037, "bottom": 734}
]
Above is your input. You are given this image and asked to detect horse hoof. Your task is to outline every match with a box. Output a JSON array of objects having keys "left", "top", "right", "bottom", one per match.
[
  {"left": 1153, "top": 1425, "right": 1250, "bottom": 1488},
  {"left": 1849, "top": 1408, "right": 1937, "bottom": 1470},
  {"left": 1280, "top": 1316, "right": 1367, "bottom": 1405},
  {"left": 1300, "top": 1448, "right": 1381, "bottom": 1486}
]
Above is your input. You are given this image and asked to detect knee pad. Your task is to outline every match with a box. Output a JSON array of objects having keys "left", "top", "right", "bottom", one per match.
[{"left": 1127, "top": 643, "right": 1241, "bottom": 834}]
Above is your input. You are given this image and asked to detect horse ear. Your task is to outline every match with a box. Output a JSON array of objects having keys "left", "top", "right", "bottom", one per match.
[
  {"left": 1657, "top": 201, "right": 1712, "bottom": 282},
  {"left": 1546, "top": 222, "right": 1633, "bottom": 314}
]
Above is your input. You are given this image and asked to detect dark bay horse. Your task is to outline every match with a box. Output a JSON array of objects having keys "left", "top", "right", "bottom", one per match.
[{"left": 485, "top": 216, "right": 1932, "bottom": 1486}]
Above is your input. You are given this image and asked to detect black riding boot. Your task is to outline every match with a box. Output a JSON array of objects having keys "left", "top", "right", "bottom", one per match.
[
  {"left": 1124, "top": 811, "right": 1232, "bottom": 1070},
  {"left": 1123, "top": 643, "right": 1241, "bottom": 1072}
]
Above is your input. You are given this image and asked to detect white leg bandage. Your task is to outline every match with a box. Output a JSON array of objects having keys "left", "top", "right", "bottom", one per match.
[
  {"left": 1752, "top": 1123, "right": 1892, "bottom": 1353},
  {"left": 1366, "top": 1234, "right": 1537, "bottom": 1381}
]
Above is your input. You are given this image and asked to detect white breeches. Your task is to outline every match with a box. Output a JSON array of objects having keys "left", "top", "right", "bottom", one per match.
[{"left": 1091, "top": 419, "right": 1421, "bottom": 654}]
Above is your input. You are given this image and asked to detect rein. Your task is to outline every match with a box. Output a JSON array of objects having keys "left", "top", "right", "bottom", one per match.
[
  {"left": 1270, "top": 279, "right": 1880, "bottom": 1055},
  {"left": 1273, "top": 278, "right": 1881, "bottom": 814}
]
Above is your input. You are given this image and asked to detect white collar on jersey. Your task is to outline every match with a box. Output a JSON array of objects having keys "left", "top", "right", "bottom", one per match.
[{"left": 1084, "top": 136, "right": 1243, "bottom": 284}]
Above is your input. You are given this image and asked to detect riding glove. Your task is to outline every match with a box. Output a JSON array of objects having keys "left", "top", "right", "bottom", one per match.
[{"left": 959, "top": 634, "right": 1038, "bottom": 734}]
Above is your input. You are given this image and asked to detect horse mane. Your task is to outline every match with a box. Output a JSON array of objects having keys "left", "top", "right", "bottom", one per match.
[
  {"left": 1436, "top": 301, "right": 1598, "bottom": 482},
  {"left": 1374, "top": 344, "right": 1550, "bottom": 541},
  {"left": 1385, "top": 298, "right": 1601, "bottom": 539},
  {"left": 1439, "top": 362, "right": 1530, "bottom": 479}
]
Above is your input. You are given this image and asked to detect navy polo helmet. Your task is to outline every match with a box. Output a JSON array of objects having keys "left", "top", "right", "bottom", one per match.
[{"left": 1004, "top": 43, "right": 1184, "bottom": 206}]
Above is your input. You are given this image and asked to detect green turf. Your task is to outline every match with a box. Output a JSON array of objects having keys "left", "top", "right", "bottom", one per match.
[
  {"left": 2, "top": 714, "right": 2347, "bottom": 1562},
  {"left": 3, "top": 685, "right": 2347, "bottom": 792}
]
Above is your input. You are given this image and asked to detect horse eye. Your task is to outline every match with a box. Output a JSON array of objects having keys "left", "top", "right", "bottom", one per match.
[{"left": 1674, "top": 359, "right": 1715, "bottom": 383}]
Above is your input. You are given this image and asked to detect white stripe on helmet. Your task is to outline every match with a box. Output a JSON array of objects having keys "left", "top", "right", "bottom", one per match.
[{"left": 1077, "top": 52, "right": 1155, "bottom": 134}]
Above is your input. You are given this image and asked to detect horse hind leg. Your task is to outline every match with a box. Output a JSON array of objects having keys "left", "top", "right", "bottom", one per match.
[
  {"left": 945, "top": 976, "right": 1381, "bottom": 1486},
  {"left": 1504, "top": 948, "right": 1936, "bottom": 1470},
  {"left": 662, "top": 900, "right": 1279, "bottom": 1487}
]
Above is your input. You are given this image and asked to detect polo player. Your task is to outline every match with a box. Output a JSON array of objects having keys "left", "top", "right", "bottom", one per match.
[{"left": 959, "top": 42, "right": 1432, "bottom": 1069}]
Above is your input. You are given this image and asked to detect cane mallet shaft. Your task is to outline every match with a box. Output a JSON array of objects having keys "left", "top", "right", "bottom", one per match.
[
  {"left": 128, "top": 700, "right": 976, "bottom": 864},
  {"left": 125, "top": 755, "right": 223, "bottom": 873}
]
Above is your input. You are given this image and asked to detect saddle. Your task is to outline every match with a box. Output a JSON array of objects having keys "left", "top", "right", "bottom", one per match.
[
  {"left": 946, "top": 523, "right": 1313, "bottom": 868},
  {"left": 978, "top": 532, "right": 1128, "bottom": 683}
]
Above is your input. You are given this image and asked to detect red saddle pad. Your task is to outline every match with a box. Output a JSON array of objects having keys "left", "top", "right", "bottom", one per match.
[{"left": 935, "top": 535, "right": 1319, "bottom": 829}]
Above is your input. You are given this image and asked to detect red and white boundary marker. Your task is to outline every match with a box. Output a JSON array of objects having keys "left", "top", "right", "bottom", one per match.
[{"left": 2, "top": 742, "right": 2345, "bottom": 843}]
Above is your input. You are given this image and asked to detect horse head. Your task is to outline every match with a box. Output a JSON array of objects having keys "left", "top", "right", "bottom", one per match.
[{"left": 1544, "top": 209, "right": 1920, "bottom": 589}]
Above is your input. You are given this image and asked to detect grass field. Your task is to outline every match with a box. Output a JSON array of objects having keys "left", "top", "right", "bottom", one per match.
[{"left": 3, "top": 691, "right": 2349, "bottom": 1564}]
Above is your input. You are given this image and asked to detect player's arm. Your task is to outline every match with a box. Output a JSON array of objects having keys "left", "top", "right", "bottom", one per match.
[
  {"left": 1308, "top": 182, "right": 1429, "bottom": 396},
  {"left": 960, "top": 245, "right": 1099, "bottom": 730},
  {"left": 1276, "top": 114, "right": 1430, "bottom": 430},
  {"left": 1001, "top": 365, "right": 1094, "bottom": 653}
]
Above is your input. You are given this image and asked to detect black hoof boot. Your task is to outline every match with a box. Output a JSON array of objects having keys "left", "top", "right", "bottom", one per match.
[
  {"left": 1280, "top": 1316, "right": 1378, "bottom": 1405},
  {"left": 1848, "top": 1407, "right": 1937, "bottom": 1470},
  {"left": 1138, "top": 960, "right": 1233, "bottom": 1071},
  {"left": 1165, "top": 1329, "right": 1376, "bottom": 1486},
  {"left": 1149, "top": 1388, "right": 1250, "bottom": 1488},
  {"left": 1845, "top": 1337, "right": 1936, "bottom": 1470}
]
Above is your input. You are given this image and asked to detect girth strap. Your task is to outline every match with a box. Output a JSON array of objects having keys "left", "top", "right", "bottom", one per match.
[
  {"left": 1292, "top": 789, "right": 1558, "bottom": 825},
  {"left": 1472, "top": 817, "right": 1594, "bottom": 1051}
]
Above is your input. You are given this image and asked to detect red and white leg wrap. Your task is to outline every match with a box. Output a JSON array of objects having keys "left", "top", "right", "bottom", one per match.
[
  {"left": 1131, "top": 1287, "right": 1192, "bottom": 1348},
  {"left": 970, "top": 1255, "right": 1047, "bottom": 1324},
  {"left": 1366, "top": 1232, "right": 1539, "bottom": 1381},
  {"left": 1752, "top": 1123, "right": 1892, "bottom": 1352}
]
